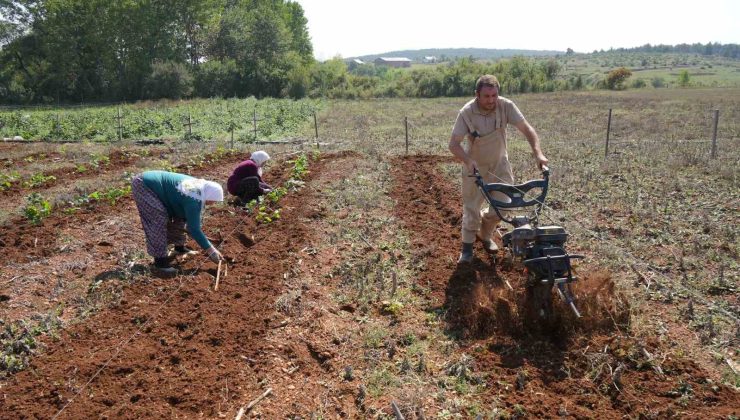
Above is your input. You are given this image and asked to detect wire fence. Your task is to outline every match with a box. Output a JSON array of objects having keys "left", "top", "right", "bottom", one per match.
[
  {"left": 2, "top": 101, "right": 734, "bottom": 156},
  {"left": 0, "top": 98, "right": 321, "bottom": 146}
]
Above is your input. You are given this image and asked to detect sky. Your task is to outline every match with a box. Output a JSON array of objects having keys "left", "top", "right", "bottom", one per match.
[{"left": 293, "top": 0, "right": 740, "bottom": 61}]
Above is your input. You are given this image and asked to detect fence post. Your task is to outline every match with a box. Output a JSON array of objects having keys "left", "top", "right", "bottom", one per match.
[
  {"left": 253, "top": 109, "right": 257, "bottom": 141},
  {"left": 404, "top": 116, "right": 409, "bottom": 155},
  {"left": 604, "top": 108, "right": 612, "bottom": 159},
  {"left": 314, "top": 111, "right": 319, "bottom": 150},
  {"left": 230, "top": 127, "right": 235, "bottom": 149},
  {"left": 711, "top": 109, "right": 719, "bottom": 159},
  {"left": 116, "top": 107, "right": 123, "bottom": 142},
  {"left": 183, "top": 110, "right": 193, "bottom": 137}
]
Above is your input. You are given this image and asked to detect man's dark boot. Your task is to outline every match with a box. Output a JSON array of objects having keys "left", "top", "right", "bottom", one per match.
[
  {"left": 153, "top": 257, "right": 177, "bottom": 278},
  {"left": 457, "top": 242, "right": 474, "bottom": 263}
]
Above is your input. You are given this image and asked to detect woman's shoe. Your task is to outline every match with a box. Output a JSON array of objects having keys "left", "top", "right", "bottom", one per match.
[
  {"left": 153, "top": 257, "right": 177, "bottom": 278},
  {"left": 174, "top": 245, "right": 198, "bottom": 256}
]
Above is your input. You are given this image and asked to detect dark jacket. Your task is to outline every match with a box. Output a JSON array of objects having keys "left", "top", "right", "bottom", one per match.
[{"left": 227, "top": 160, "right": 271, "bottom": 197}]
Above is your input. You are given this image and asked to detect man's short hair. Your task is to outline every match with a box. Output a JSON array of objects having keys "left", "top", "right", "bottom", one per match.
[{"left": 476, "top": 75, "right": 500, "bottom": 92}]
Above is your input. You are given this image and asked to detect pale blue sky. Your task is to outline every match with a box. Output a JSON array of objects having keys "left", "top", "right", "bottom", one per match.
[{"left": 294, "top": 0, "right": 740, "bottom": 60}]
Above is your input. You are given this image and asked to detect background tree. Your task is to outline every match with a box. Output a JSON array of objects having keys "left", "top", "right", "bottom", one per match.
[
  {"left": 144, "top": 60, "right": 194, "bottom": 99},
  {"left": 605, "top": 67, "right": 632, "bottom": 90},
  {"left": 677, "top": 69, "right": 690, "bottom": 87},
  {"left": 541, "top": 59, "right": 561, "bottom": 80}
]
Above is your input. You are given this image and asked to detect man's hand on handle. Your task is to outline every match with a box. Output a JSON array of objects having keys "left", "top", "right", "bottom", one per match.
[
  {"left": 465, "top": 158, "right": 478, "bottom": 175},
  {"left": 534, "top": 152, "right": 549, "bottom": 170}
]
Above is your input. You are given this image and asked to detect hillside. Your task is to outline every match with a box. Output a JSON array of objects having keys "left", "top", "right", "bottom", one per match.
[{"left": 354, "top": 47, "right": 564, "bottom": 61}]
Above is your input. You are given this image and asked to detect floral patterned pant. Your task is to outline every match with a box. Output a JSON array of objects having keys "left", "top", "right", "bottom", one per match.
[{"left": 131, "top": 175, "right": 186, "bottom": 258}]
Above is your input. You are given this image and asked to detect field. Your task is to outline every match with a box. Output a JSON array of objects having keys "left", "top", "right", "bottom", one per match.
[
  {"left": 561, "top": 53, "right": 740, "bottom": 88},
  {"left": 0, "top": 88, "right": 738, "bottom": 418},
  {"left": 409, "top": 52, "right": 740, "bottom": 91},
  {"left": 0, "top": 97, "right": 321, "bottom": 144}
]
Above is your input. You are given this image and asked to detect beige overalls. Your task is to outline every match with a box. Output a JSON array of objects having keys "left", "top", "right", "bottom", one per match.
[{"left": 455, "top": 98, "right": 522, "bottom": 244}]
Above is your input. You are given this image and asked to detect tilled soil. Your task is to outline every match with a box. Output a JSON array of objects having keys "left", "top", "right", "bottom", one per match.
[
  {"left": 0, "top": 151, "right": 737, "bottom": 419},
  {"left": 390, "top": 155, "right": 738, "bottom": 418}
]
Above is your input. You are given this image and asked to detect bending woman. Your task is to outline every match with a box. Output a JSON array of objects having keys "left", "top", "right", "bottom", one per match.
[
  {"left": 131, "top": 170, "right": 224, "bottom": 277},
  {"left": 226, "top": 150, "right": 273, "bottom": 205}
]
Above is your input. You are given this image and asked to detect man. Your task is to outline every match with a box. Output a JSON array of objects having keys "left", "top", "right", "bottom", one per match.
[
  {"left": 227, "top": 150, "right": 273, "bottom": 205},
  {"left": 449, "top": 74, "right": 548, "bottom": 263}
]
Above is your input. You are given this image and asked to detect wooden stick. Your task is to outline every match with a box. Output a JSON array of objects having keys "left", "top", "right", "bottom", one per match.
[
  {"left": 224, "top": 262, "right": 228, "bottom": 278},
  {"left": 235, "top": 388, "right": 272, "bottom": 419},
  {"left": 215, "top": 260, "right": 222, "bottom": 291},
  {"left": 234, "top": 406, "right": 245, "bottom": 420},
  {"left": 391, "top": 400, "right": 405, "bottom": 420},
  {"left": 726, "top": 358, "right": 738, "bottom": 375},
  {"left": 630, "top": 264, "right": 651, "bottom": 290},
  {"left": 359, "top": 234, "right": 374, "bottom": 249}
]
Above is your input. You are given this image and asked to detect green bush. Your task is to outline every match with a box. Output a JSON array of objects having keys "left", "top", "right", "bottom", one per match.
[
  {"left": 193, "top": 59, "right": 240, "bottom": 98},
  {"left": 605, "top": 67, "right": 632, "bottom": 90},
  {"left": 651, "top": 77, "right": 666, "bottom": 88},
  {"left": 144, "top": 61, "right": 194, "bottom": 100},
  {"left": 677, "top": 70, "right": 691, "bottom": 87}
]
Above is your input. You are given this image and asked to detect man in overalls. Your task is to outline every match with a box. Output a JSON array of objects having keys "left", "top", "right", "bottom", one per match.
[{"left": 449, "top": 74, "right": 549, "bottom": 263}]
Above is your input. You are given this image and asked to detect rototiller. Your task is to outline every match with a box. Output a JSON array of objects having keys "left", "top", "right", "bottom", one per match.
[{"left": 472, "top": 166, "right": 583, "bottom": 318}]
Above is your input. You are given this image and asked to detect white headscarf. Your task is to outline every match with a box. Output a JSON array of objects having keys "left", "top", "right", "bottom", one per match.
[
  {"left": 250, "top": 151, "right": 270, "bottom": 167},
  {"left": 176, "top": 178, "right": 224, "bottom": 209}
]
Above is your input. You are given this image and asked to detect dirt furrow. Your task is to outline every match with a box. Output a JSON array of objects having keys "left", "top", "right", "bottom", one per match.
[
  {"left": 389, "top": 155, "right": 739, "bottom": 418},
  {"left": 0, "top": 153, "right": 322, "bottom": 418}
]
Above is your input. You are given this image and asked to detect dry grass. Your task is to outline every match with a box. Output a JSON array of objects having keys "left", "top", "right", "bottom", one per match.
[
  {"left": 303, "top": 87, "right": 739, "bottom": 386},
  {"left": 279, "top": 152, "right": 496, "bottom": 415}
]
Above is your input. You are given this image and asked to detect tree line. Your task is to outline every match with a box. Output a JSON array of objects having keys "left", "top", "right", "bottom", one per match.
[
  {"left": 599, "top": 42, "right": 739, "bottom": 59},
  {"left": 312, "top": 56, "right": 574, "bottom": 99},
  {"left": 1, "top": 1, "right": 737, "bottom": 105},
  {"left": 0, "top": 0, "right": 313, "bottom": 104}
]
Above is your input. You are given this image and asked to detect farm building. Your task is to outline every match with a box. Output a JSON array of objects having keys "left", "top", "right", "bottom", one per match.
[
  {"left": 346, "top": 58, "right": 365, "bottom": 70},
  {"left": 374, "top": 57, "right": 412, "bottom": 68}
]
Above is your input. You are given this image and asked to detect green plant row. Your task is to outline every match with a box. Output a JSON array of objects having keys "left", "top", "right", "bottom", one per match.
[
  {"left": 20, "top": 147, "right": 240, "bottom": 224},
  {"left": 0, "top": 171, "right": 20, "bottom": 191},
  {"left": 23, "top": 184, "right": 132, "bottom": 224},
  {"left": 0, "top": 97, "right": 323, "bottom": 143},
  {"left": 244, "top": 152, "right": 313, "bottom": 224},
  {"left": 0, "top": 171, "right": 58, "bottom": 192}
]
